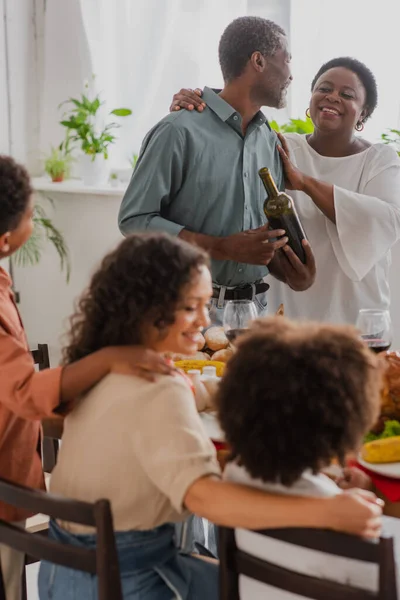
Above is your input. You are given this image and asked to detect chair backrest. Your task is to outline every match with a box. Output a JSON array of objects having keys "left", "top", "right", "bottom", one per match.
[
  {"left": 30, "top": 343, "right": 60, "bottom": 473},
  {"left": 0, "top": 477, "right": 122, "bottom": 600},
  {"left": 31, "top": 343, "right": 50, "bottom": 371},
  {"left": 219, "top": 526, "right": 397, "bottom": 600}
]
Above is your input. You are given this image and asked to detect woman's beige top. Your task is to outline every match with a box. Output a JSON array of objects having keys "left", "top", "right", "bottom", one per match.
[{"left": 50, "top": 373, "right": 220, "bottom": 533}]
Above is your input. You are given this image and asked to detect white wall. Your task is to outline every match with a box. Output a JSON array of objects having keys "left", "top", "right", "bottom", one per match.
[{"left": 14, "top": 191, "right": 123, "bottom": 365}]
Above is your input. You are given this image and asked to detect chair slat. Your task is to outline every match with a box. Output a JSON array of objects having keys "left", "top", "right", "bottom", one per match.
[
  {"left": 258, "top": 528, "right": 379, "bottom": 562},
  {"left": 0, "top": 521, "right": 96, "bottom": 573},
  {"left": 0, "top": 478, "right": 95, "bottom": 526},
  {"left": 219, "top": 526, "right": 397, "bottom": 600},
  {"left": 237, "top": 550, "right": 376, "bottom": 600}
]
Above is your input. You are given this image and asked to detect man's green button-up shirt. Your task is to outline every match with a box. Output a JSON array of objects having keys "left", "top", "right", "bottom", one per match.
[{"left": 118, "top": 87, "right": 283, "bottom": 286}]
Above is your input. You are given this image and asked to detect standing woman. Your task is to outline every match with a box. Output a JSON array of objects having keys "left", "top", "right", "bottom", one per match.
[{"left": 170, "top": 57, "right": 400, "bottom": 324}]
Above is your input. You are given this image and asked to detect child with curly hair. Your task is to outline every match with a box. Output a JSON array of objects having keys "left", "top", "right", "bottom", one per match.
[{"left": 218, "top": 317, "right": 392, "bottom": 597}]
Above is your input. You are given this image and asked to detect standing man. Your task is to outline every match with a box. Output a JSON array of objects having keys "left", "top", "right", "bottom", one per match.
[{"left": 119, "top": 16, "right": 315, "bottom": 320}]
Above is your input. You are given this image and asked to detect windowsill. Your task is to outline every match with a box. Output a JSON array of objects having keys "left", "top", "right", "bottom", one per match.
[{"left": 32, "top": 177, "right": 128, "bottom": 197}]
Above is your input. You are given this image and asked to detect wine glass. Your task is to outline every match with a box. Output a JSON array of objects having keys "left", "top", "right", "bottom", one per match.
[
  {"left": 223, "top": 300, "right": 258, "bottom": 344},
  {"left": 356, "top": 309, "right": 393, "bottom": 353}
]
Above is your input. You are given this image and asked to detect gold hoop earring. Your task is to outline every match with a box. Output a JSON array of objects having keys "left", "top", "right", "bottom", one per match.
[
  {"left": 355, "top": 122, "right": 364, "bottom": 132},
  {"left": 305, "top": 108, "right": 311, "bottom": 119}
]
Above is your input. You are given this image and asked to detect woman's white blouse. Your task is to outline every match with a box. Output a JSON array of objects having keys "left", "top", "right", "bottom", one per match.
[{"left": 268, "top": 133, "right": 400, "bottom": 324}]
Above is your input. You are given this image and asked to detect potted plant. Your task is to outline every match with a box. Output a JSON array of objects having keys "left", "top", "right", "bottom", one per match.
[
  {"left": 59, "top": 85, "right": 132, "bottom": 186},
  {"left": 109, "top": 172, "right": 119, "bottom": 188},
  {"left": 44, "top": 145, "right": 73, "bottom": 183}
]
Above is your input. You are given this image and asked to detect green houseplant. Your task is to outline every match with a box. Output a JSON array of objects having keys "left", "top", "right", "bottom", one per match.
[
  {"left": 270, "top": 116, "right": 314, "bottom": 134},
  {"left": 60, "top": 85, "right": 132, "bottom": 186},
  {"left": 129, "top": 152, "right": 139, "bottom": 169},
  {"left": 381, "top": 129, "right": 400, "bottom": 156},
  {"left": 44, "top": 146, "right": 73, "bottom": 183},
  {"left": 109, "top": 171, "right": 119, "bottom": 188},
  {"left": 13, "top": 198, "right": 70, "bottom": 282}
]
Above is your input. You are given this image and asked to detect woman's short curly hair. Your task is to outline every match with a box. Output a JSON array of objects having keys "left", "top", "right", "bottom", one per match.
[
  {"left": 217, "top": 318, "right": 382, "bottom": 487},
  {"left": 63, "top": 233, "right": 209, "bottom": 364},
  {"left": 0, "top": 155, "right": 32, "bottom": 236},
  {"left": 311, "top": 57, "right": 378, "bottom": 123}
]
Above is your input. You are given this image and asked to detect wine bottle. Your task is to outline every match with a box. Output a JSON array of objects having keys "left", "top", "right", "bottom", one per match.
[{"left": 259, "top": 167, "right": 307, "bottom": 264}]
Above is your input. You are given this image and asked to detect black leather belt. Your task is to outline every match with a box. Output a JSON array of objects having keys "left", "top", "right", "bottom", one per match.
[{"left": 212, "top": 282, "right": 270, "bottom": 301}]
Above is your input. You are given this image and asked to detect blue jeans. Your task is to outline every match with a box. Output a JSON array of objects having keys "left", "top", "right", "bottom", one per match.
[{"left": 39, "top": 521, "right": 218, "bottom": 600}]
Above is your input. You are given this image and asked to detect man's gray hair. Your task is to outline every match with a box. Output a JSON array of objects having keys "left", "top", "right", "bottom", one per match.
[{"left": 219, "top": 16, "right": 286, "bottom": 82}]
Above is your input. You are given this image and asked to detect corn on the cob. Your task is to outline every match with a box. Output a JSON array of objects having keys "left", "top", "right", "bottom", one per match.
[{"left": 361, "top": 436, "right": 400, "bottom": 463}]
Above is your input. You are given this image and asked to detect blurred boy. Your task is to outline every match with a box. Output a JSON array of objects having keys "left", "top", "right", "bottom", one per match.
[{"left": 218, "top": 318, "right": 385, "bottom": 596}]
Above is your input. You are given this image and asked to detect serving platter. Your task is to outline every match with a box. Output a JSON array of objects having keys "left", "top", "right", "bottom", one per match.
[{"left": 358, "top": 456, "right": 400, "bottom": 479}]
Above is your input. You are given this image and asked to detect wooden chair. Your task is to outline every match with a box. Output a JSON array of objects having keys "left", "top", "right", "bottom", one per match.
[
  {"left": 31, "top": 343, "right": 60, "bottom": 473},
  {"left": 219, "top": 526, "right": 397, "bottom": 600},
  {"left": 31, "top": 343, "right": 50, "bottom": 371},
  {"left": 0, "top": 477, "right": 122, "bottom": 600}
]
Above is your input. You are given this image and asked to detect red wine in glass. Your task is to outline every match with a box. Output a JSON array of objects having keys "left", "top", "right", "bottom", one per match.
[
  {"left": 225, "top": 328, "right": 246, "bottom": 344},
  {"left": 223, "top": 300, "right": 258, "bottom": 346},
  {"left": 365, "top": 339, "right": 391, "bottom": 354},
  {"left": 357, "top": 310, "right": 393, "bottom": 355}
]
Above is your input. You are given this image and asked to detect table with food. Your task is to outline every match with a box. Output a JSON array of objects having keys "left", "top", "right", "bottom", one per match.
[{"left": 353, "top": 351, "right": 400, "bottom": 516}]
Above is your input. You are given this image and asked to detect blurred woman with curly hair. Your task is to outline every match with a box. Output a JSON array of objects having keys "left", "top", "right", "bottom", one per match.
[
  {"left": 219, "top": 317, "right": 386, "bottom": 597},
  {"left": 39, "top": 233, "right": 382, "bottom": 600}
]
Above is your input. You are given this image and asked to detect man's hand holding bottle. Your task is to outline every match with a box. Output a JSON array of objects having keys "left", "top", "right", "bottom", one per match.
[{"left": 214, "top": 225, "right": 288, "bottom": 265}]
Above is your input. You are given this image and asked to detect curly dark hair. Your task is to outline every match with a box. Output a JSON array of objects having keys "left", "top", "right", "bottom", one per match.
[
  {"left": 217, "top": 318, "right": 382, "bottom": 487},
  {"left": 0, "top": 155, "right": 32, "bottom": 236},
  {"left": 63, "top": 233, "right": 209, "bottom": 364},
  {"left": 218, "top": 16, "right": 286, "bottom": 83},
  {"left": 311, "top": 57, "right": 378, "bottom": 123}
]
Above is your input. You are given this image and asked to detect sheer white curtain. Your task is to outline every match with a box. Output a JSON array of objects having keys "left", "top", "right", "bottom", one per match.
[
  {"left": 79, "top": 0, "right": 248, "bottom": 166},
  {"left": 40, "top": 0, "right": 92, "bottom": 158},
  {"left": 289, "top": 0, "right": 400, "bottom": 141}
]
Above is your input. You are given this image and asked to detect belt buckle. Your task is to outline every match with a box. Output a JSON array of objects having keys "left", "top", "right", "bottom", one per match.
[
  {"left": 236, "top": 284, "right": 252, "bottom": 301},
  {"left": 217, "top": 286, "right": 226, "bottom": 309}
]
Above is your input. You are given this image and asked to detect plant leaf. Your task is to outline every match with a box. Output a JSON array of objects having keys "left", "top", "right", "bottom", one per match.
[
  {"left": 110, "top": 108, "right": 132, "bottom": 117},
  {"left": 13, "top": 219, "right": 43, "bottom": 268},
  {"left": 14, "top": 201, "right": 71, "bottom": 281},
  {"left": 269, "top": 120, "right": 281, "bottom": 132}
]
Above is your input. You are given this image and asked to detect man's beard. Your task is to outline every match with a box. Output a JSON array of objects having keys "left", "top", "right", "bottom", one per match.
[
  {"left": 276, "top": 86, "right": 288, "bottom": 109},
  {"left": 252, "top": 82, "right": 288, "bottom": 110}
]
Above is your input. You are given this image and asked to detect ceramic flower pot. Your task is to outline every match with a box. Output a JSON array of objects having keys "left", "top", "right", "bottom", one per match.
[
  {"left": 79, "top": 154, "right": 108, "bottom": 186},
  {"left": 51, "top": 174, "right": 65, "bottom": 183}
]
